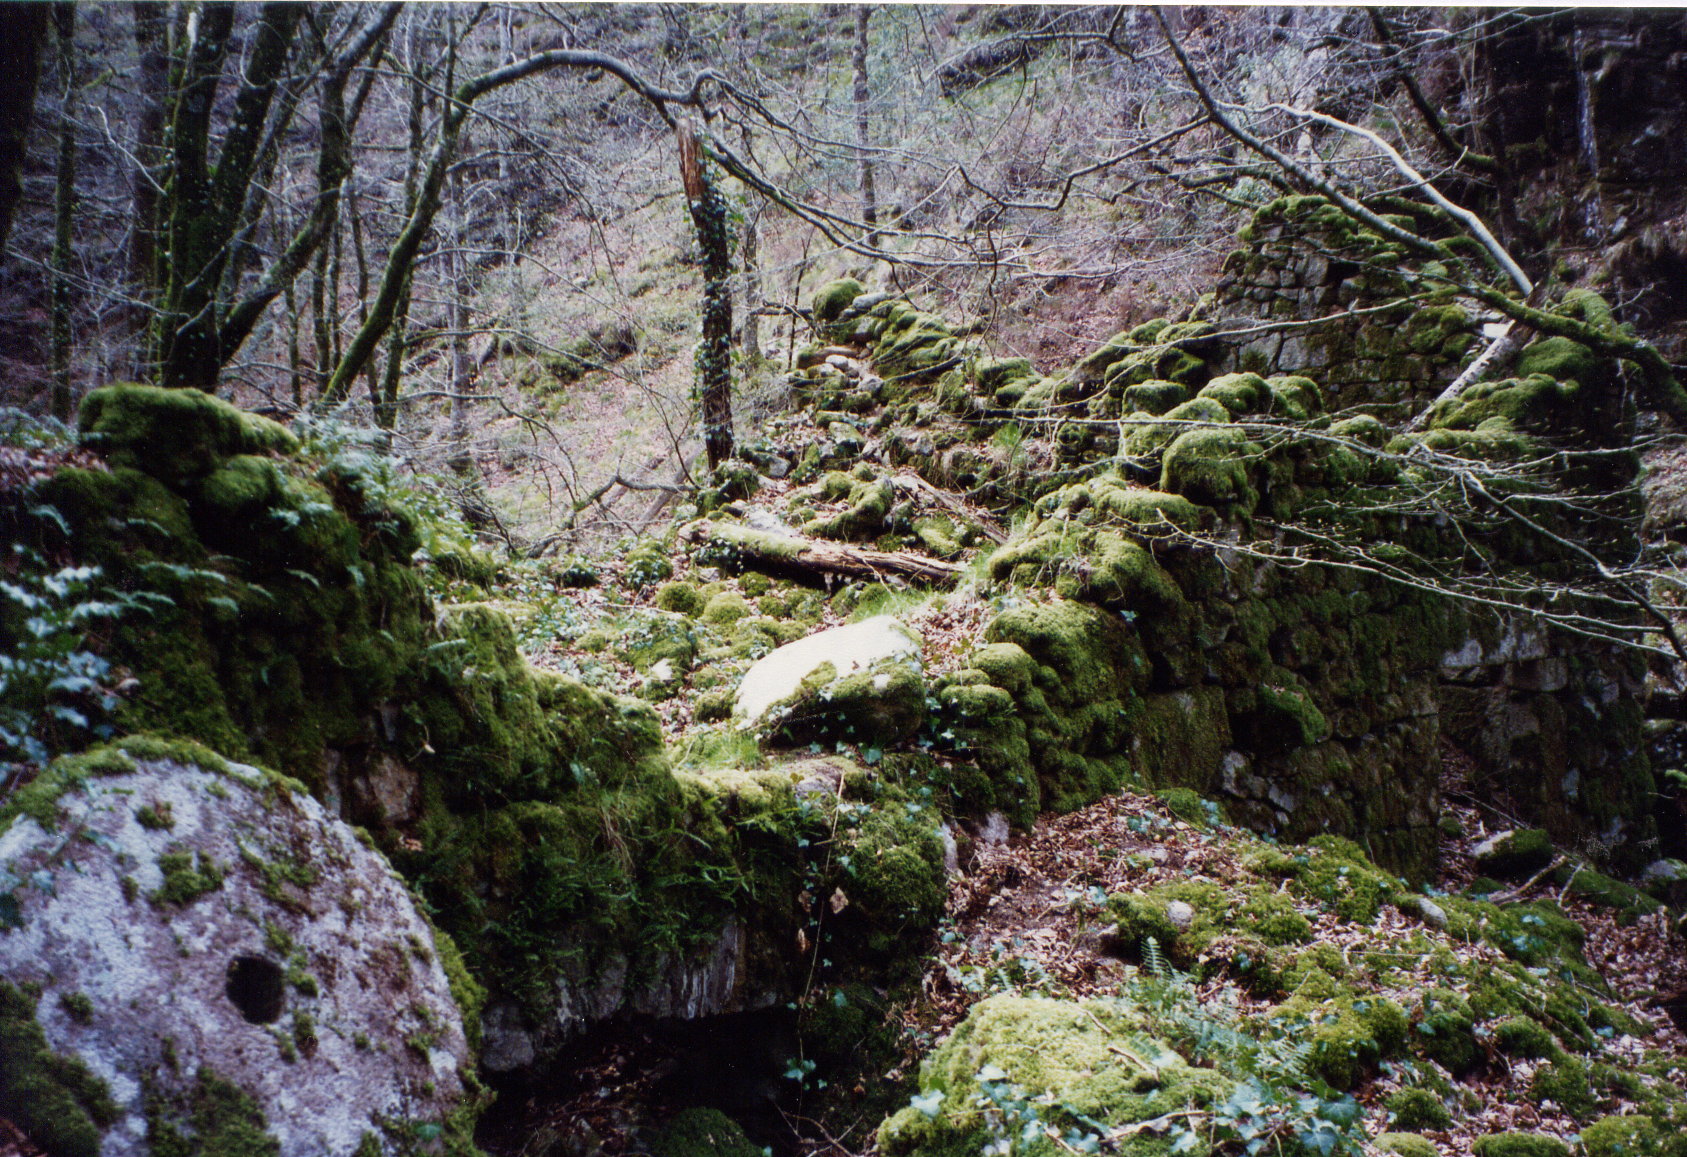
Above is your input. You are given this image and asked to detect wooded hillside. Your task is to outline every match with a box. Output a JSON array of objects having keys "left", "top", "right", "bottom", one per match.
[{"left": 2, "top": 7, "right": 1686, "bottom": 1157}]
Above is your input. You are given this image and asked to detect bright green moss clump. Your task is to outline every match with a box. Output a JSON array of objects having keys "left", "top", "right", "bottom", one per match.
[
  {"left": 1581, "top": 1114, "right": 1682, "bottom": 1157},
  {"left": 876, "top": 995, "right": 1230, "bottom": 1157},
  {"left": 0, "top": 982, "right": 118, "bottom": 1157},
  {"left": 1385, "top": 1087, "right": 1451, "bottom": 1131},
  {"left": 1375, "top": 1134, "right": 1439, "bottom": 1157}
]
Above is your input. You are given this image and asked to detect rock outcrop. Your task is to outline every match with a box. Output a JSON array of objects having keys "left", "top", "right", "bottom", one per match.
[{"left": 0, "top": 739, "right": 476, "bottom": 1156}]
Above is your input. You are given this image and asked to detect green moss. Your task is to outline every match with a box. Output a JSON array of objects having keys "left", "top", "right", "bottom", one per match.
[
  {"left": 653, "top": 581, "right": 706, "bottom": 617},
  {"left": 1159, "top": 427, "right": 1260, "bottom": 511},
  {"left": 976, "top": 356, "right": 1035, "bottom": 396},
  {"left": 1471, "top": 1134, "right": 1570, "bottom": 1157},
  {"left": 1087, "top": 477, "right": 1207, "bottom": 532},
  {"left": 1430, "top": 374, "right": 1576, "bottom": 434},
  {"left": 1550, "top": 865, "right": 1662, "bottom": 922},
  {"left": 1473, "top": 829, "right": 1555, "bottom": 879},
  {"left": 804, "top": 475, "right": 893, "bottom": 541},
  {"left": 844, "top": 806, "right": 947, "bottom": 929},
  {"left": 769, "top": 659, "right": 927, "bottom": 748},
  {"left": 876, "top": 995, "right": 1230, "bottom": 1157},
  {"left": 150, "top": 850, "right": 226, "bottom": 907},
  {"left": 1376, "top": 1133, "right": 1440, "bottom": 1157},
  {"left": 1330, "top": 414, "right": 1388, "bottom": 447},
  {"left": 1581, "top": 1115, "right": 1673, "bottom": 1157},
  {"left": 1516, "top": 336, "right": 1601, "bottom": 387},
  {"left": 0, "top": 981, "right": 117, "bottom": 1157},
  {"left": 135, "top": 801, "right": 175, "bottom": 830},
  {"left": 701, "top": 591, "right": 753, "bottom": 627},
  {"left": 813, "top": 278, "right": 866, "bottom": 327},
  {"left": 1197, "top": 372, "right": 1268, "bottom": 417},
  {"left": 648, "top": 1107, "right": 762, "bottom": 1157},
  {"left": 1411, "top": 988, "right": 1478, "bottom": 1074},
  {"left": 146, "top": 1068, "right": 280, "bottom": 1157},
  {"left": 1270, "top": 991, "right": 1407, "bottom": 1090},
  {"left": 57, "top": 993, "right": 94, "bottom": 1026},
  {"left": 1530, "top": 1056, "right": 1598, "bottom": 1120},
  {"left": 1153, "top": 787, "right": 1220, "bottom": 828},
  {"left": 79, "top": 383, "right": 297, "bottom": 483},
  {"left": 1493, "top": 1016, "right": 1560, "bottom": 1060},
  {"left": 1385, "top": 1087, "right": 1451, "bottom": 1131},
  {"left": 1264, "top": 375, "right": 1323, "bottom": 419},
  {"left": 1121, "top": 397, "right": 1230, "bottom": 460},
  {"left": 1120, "top": 380, "right": 1189, "bottom": 415},
  {"left": 623, "top": 542, "right": 674, "bottom": 589},
  {"left": 693, "top": 688, "right": 734, "bottom": 723}
]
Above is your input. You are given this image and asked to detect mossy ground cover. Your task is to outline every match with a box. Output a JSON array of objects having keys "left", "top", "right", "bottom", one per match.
[{"left": 893, "top": 789, "right": 1687, "bottom": 1157}]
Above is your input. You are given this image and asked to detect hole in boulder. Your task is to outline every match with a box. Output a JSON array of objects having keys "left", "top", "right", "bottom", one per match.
[{"left": 225, "top": 955, "right": 285, "bottom": 1024}]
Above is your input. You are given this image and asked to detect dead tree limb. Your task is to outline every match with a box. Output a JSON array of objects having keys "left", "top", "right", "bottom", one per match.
[{"left": 680, "top": 520, "right": 965, "bottom": 586}]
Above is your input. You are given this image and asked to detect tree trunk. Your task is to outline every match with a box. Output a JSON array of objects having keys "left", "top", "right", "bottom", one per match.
[
  {"left": 852, "top": 6, "right": 879, "bottom": 244},
  {"left": 680, "top": 121, "right": 735, "bottom": 469},
  {"left": 0, "top": 4, "right": 48, "bottom": 255},
  {"left": 740, "top": 200, "right": 763, "bottom": 369},
  {"left": 49, "top": 2, "right": 76, "bottom": 422},
  {"left": 157, "top": 1, "right": 301, "bottom": 389},
  {"left": 127, "top": 0, "right": 169, "bottom": 372}
]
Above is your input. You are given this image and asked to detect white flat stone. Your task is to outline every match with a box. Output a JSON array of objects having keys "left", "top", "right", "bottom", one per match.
[{"left": 734, "top": 615, "right": 921, "bottom": 728}]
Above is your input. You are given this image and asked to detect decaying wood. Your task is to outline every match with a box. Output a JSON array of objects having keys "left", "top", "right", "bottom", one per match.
[{"left": 680, "top": 520, "right": 965, "bottom": 585}]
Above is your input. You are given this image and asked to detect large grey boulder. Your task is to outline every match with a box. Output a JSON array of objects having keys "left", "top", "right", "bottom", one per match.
[
  {"left": 0, "top": 740, "right": 475, "bottom": 1157},
  {"left": 733, "top": 616, "right": 926, "bottom": 746}
]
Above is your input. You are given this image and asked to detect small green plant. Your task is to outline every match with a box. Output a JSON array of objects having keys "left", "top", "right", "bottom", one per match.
[{"left": 1, "top": 541, "right": 133, "bottom": 766}]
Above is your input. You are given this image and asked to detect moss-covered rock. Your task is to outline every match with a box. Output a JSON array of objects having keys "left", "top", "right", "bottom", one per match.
[
  {"left": 647, "top": 1107, "right": 762, "bottom": 1157},
  {"left": 1385, "top": 1087, "right": 1451, "bottom": 1131},
  {"left": 813, "top": 278, "right": 867, "bottom": 327},
  {"left": 79, "top": 383, "right": 297, "bottom": 484},
  {"left": 1472, "top": 829, "right": 1555, "bottom": 879},
  {"left": 876, "top": 995, "right": 1230, "bottom": 1157}
]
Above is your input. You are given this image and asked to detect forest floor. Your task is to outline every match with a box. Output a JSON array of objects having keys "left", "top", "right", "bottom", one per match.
[{"left": 477, "top": 743, "right": 1687, "bottom": 1157}]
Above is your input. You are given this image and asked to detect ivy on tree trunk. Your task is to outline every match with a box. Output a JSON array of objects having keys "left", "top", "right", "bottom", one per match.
[{"left": 680, "top": 122, "right": 736, "bottom": 471}]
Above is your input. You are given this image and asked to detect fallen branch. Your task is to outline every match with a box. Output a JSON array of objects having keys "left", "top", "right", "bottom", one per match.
[
  {"left": 1489, "top": 853, "right": 1570, "bottom": 906},
  {"left": 892, "top": 472, "right": 1010, "bottom": 545},
  {"left": 680, "top": 519, "right": 966, "bottom": 586}
]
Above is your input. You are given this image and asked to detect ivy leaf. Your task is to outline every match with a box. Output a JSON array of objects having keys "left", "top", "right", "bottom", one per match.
[{"left": 909, "top": 1090, "right": 945, "bottom": 1118}]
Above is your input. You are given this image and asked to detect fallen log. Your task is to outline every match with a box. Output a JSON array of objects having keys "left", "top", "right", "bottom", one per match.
[{"left": 680, "top": 519, "right": 966, "bottom": 586}]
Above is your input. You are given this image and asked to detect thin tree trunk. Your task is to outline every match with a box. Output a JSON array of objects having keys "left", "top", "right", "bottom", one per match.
[
  {"left": 680, "top": 121, "right": 735, "bottom": 469},
  {"left": 740, "top": 200, "right": 763, "bottom": 369},
  {"left": 127, "top": 0, "right": 169, "bottom": 372},
  {"left": 49, "top": 2, "right": 76, "bottom": 421},
  {"left": 852, "top": 6, "right": 879, "bottom": 245},
  {"left": 0, "top": 4, "right": 49, "bottom": 255}
]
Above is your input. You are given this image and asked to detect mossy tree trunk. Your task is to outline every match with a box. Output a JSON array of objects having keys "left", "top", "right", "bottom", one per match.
[
  {"left": 156, "top": 2, "right": 295, "bottom": 389},
  {"left": 680, "top": 121, "right": 736, "bottom": 470},
  {"left": 0, "top": 4, "right": 48, "bottom": 256},
  {"left": 49, "top": 2, "right": 76, "bottom": 423},
  {"left": 153, "top": 2, "right": 394, "bottom": 391}
]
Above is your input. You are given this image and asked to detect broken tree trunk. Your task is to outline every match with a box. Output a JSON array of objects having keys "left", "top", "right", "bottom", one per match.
[{"left": 680, "top": 520, "right": 965, "bottom": 586}]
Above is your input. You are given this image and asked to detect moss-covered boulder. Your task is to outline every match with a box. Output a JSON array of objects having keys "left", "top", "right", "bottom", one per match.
[
  {"left": 0, "top": 740, "right": 478, "bottom": 1156},
  {"left": 876, "top": 995, "right": 1230, "bottom": 1157},
  {"left": 1472, "top": 829, "right": 1556, "bottom": 879}
]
